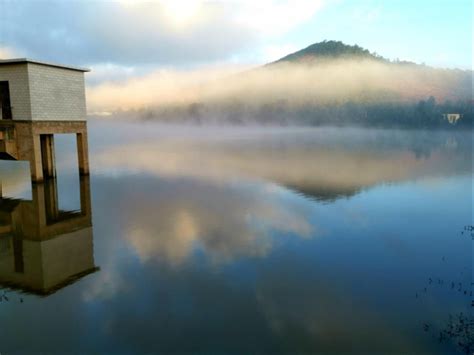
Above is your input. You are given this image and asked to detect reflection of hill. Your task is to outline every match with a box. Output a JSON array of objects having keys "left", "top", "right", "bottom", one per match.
[
  {"left": 0, "top": 178, "right": 98, "bottom": 296},
  {"left": 95, "top": 128, "right": 472, "bottom": 203},
  {"left": 284, "top": 184, "right": 361, "bottom": 202}
]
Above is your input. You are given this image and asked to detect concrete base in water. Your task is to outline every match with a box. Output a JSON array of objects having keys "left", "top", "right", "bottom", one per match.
[
  {"left": 0, "top": 120, "right": 89, "bottom": 182},
  {"left": 0, "top": 176, "right": 97, "bottom": 295}
]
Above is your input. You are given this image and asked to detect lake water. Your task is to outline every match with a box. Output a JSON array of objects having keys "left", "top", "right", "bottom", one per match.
[{"left": 0, "top": 121, "right": 472, "bottom": 354}]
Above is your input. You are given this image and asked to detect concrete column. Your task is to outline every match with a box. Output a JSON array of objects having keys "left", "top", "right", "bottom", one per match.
[
  {"left": 13, "top": 122, "right": 38, "bottom": 181},
  {"left": 13, "top": 231, "right": 24, "bottom": 273},
  {"left": 76, "top": 131, "right": 90, "bottom": 176},
  {"left": 30, "top": 134, "right": 44, "bottom": 183},
  {"left": 43, "top": 178, "right": 59, "bottom": 222},
  {"left": 79, "top": 176, "right": 92, "bottom": 216},
  {"left": 40, "top": 134, "right": 56, "bottom": 179},
  {"left": 31, "top": 183, "right": 47, "bottom": 231}
]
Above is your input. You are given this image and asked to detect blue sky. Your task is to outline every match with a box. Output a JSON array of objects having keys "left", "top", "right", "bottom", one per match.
[
  {"left": 0, "top": 0, "right": 471, "bottom": 85},
  {"left": 274, "top": 0, "right": 473, "bottom": 69}
]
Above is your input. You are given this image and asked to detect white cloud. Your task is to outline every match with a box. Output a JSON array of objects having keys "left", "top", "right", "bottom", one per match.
[
  {"left": 0, "top": 46, "right": 21, "bottom": 59},
  {"left": 0, "top": 0, "right": 325, "bottom": 69},
  {"left": 86, "top": 63, "right": 142, "bottom": 86}
]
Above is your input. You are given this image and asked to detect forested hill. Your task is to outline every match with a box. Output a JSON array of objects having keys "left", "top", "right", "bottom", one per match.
[
  {"left": 271, "top": 40, "right": 387, "bottom": 64},
  {"left": 108, "top": 41, "right": 473, "bottom": 129}
]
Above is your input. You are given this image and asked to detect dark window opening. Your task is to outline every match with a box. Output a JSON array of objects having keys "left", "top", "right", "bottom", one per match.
[{"left": 0, "top": 81, "right": 12, "bottom": 120}]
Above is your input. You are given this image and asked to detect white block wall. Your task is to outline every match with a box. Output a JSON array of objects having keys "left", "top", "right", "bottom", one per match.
[
  {"left": 0, "top": 64, "right": 33, "bottom": 120},
  {"left": 27, "top": 63, "right": 86, "bottom": 121},
  {"left": 0, "top": 62, "right": 87, "bottom": 121}
]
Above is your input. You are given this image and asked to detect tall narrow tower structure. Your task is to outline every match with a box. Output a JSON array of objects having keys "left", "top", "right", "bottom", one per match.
[{"left": 0, "top": 59, "right": 90, "bottom": 182}]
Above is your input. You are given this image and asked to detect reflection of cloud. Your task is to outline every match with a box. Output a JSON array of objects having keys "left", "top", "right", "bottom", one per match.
[
  {"left": 78, "top": 172, "right": 314, "bottom": 304},
  {"left": 128, "top": 211, "right": 199, "bottom": 265},
  {"left": 123, "top": 180, "right": 313, "bottom": 266},
  {"left": 82, "top": 266, "right": 127, "bottom": 302},
  {"left": 254, "top": 260, "right": 422, "bottom": 353}
]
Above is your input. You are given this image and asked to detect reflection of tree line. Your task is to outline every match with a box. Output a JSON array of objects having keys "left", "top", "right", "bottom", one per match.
[
  {"left": 230, "top": 128, "right": 472, "bottom": 160},
  {"left": 127, "top": 97, "right": 472, "bottom": 129},
  {"left": 94, "top": 127, "right": 471, "bottom": 204}
]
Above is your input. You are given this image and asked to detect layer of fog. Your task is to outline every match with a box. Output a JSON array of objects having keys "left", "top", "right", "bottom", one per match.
[
  {"left": 91, "top": 124, "right": 472, "bottom": 201},
  {"left": 87, "top": 58, "right": 472, "bottom": 116}
]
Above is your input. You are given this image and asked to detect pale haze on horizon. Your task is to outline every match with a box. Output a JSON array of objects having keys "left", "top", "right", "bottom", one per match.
[{"left": 0, "top": 0, "right": 471, "bottom": 112}]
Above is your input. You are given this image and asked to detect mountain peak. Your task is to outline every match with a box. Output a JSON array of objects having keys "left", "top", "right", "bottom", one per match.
[{"left": 272, "top": 40, "right": 386, "bottom": 64}]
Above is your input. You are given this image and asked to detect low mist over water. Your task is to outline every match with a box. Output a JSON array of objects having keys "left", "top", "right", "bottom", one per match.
[
  {"left": 87, "top": 43, "right": 473, "bottom": 128},
  {"left": 0, "top": 121, "right": 472, "bottom": 354}
]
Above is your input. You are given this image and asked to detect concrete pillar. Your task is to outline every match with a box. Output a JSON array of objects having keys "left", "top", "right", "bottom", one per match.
[
  {"left": 13, "top": 231, "right": 24, "bottom": 273},
  {"left": 76, "top": 131, "right": 89, "bottom": 176},
  {"left": 43, "top": 178, "right": 59, "bottom": 222},
  {"left": 79, "top": 176, "right": 92, "bottom": 216},
  {"left": 30, "top": 134, "right": 44, "bottom": 183},
  {"left": 40, "top": 134, "right": 56, "bottom": 179},
  {"left": 30, "top": 182, "right": 48, "bottom": 231}
]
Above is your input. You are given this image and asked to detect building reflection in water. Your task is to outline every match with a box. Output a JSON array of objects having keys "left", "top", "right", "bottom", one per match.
[{"left": 0, "top": 176, "right": 98, "bottom": 295}]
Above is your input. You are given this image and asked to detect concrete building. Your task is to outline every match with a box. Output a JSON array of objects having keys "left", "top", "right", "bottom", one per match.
[
  {"left": 0, "top": 59, "right": 90, "bottom": 182},
  {"left": 443, "top": 113, "right": 462, "bottom": 125},
  {"left": 0, "top": 177, "right": 98, "bottom": 295}
]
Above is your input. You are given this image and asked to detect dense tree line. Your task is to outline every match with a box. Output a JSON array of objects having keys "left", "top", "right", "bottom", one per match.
[
  {"left": 124, "top": 96, "right": 472, "bottom": 129},
  {"left": 273, "top": 40, "right": 386, "bottom": 64}
]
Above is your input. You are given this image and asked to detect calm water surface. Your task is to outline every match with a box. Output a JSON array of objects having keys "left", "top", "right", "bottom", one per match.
[{"left": 0, "top": 121, "right": 472, "bottom": 354}]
